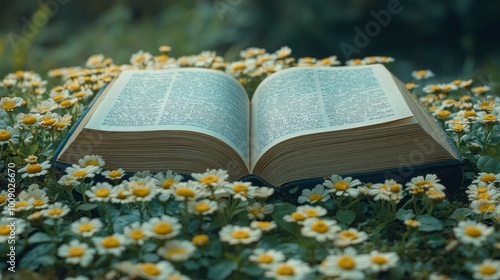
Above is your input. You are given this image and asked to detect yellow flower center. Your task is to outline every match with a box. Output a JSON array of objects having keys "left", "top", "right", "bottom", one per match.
[
  {"left": 47, "top": 208, "right": 63, "bottom": 216},
  {"left": 308, "top": 193, "right": 322, "bottom": 201},
  {"left": 483, "top": 114, "right": 497, "bottom": 122},
  {"left": 116, "top": 190, "right": 128, "bottom": 200},
  {"left": 454, "top": 124, "right": 464, "bottom": 131},
  {"left": 276, "top": 264, "right": 295, "bottom": 276},
  {"left": 32, "top": 199, "right": 45, "bottom": 207},
  {"left": 104, "top": 170, "right": 120, "bottom": 179},
  {"left": 477, "top": 193, "right": 491, "bottom": 200},
  {"left": 477, "top": 186, "right": 487, "bottom": 193},
  {"left": 15, "top": 201, "right": 29, "bottom": 208},
  {"left": 478, "top": 203, "right": 495, "bottom": 213},
  {"left": 0, "top": 130, "right": 12, "bottom": 141},
  {"left": 129, "top": 229, "right": 144, "bottom": 240},
  {"left": 166, "top": 248, "right": 186, "bottom": 260},
  {"left": 153, "top": 222, "right": 172, "bottom": 235},
  {"left": 304, "top": 209, "right": 319, "bottom": 217},
  {"left": 464, "top": 226, "right": 482, "bottom": 237},
  {"left": 84, "top": 160, "right": 99, "bottom": 167},
  {"left": 162, "top": 179, "right": 177, "bottom": 189},
  {"left": 233, "top": 184, "right": 248, "bottom": 193},
  {"left": 101, "top": 236, "right": 120, "bottom": 248},
  {"left": 231, "top": 229, "right": 250, "bottom": 239},
  {"left": 333, "top": 181, "right": 350, "bottom": 191},
  {"left": 199, "top": 175, "right": 219, "bottom": 185},
  {"left": 290, "top": 212, "right": 306, "bottom": 221},
  {"left": 79, "top": 223, "right": 95, "bottom": 232},
  {"left": 72, "top": 170, "right": 88, "bottom": 178},
  {"left": 59, "top": 100, "right": 72, "bottom": 107},
  {"left": 68, "top": 246, "right": 85, "bottom": 257},
  {"left": 2, "top": 101, "right": 16, "bottom": 111},
  {"left": 75, "top": 91, "right": 87, "bottom": 99},
  {"left": 481, "top": 174, "right": 497, "bottom": 183},
  {"left": 232, "top": 63, "right": 247, "bottom": 71},
  {"left": 371, "top": 255, "right": 388, "bottom": 265},
  {"left": 132, "top": 186, "right": 150, "bottom": 197},
  {"left": 479, "top": 264, "right": 497, "bottom": 275},
  {"left": 175, "top": 187, "right": 196, "bottom": 198},
  {"left": 192, "top": 234, "right": 209, "bottom": 246},
  {"left": 140, "top": 263, "right": 161, "bottom": 276},
  {"left": 195, "top": 202, "right": 211, "bottom": 213},
  {"left": 390, "top": 184, "right": 401, "bottom": 193},
  {"left": 0, "top": 195, "right": 6, "bottom": 204},
  {"left": 95, "top": 188, "right": 110, "bottom": 197},
  {"left": 340, "top": 230, "right": 358, "bottom": 240},
  {"left": 52, "top": 94, "right": 66, "bottom": 102},
  {"left": 22, "top": 115, "right": 37, "bottom": 125},
  {"left": 27, "top": 164, "right": 43, "bottom": 174},
  {"left": 416, "top": 70, "right": 427, "bottom": 77},
  {"left": 0, "top": 224, "right": 10, "bottom": 235},
  {"left": 436, "top": 110, "right": 451, "bottom": 118},
  {"left": 256, "top": 221, "right": 271, "bottom": 229},
  {"left": 311, "top": 221, "right": 329, "bottom": 233},
  {"left": 463, "top": 110, "right": 476, "bottom": 118},
  {"left": 337, "top": 255, "right": 356, "bottom": 270},
  {"left": 258, "top": 254, "right": 274, "bottom": 263},
  {"left": 167, "top": 276, "right": 182, "bottom": 280},
  {"left": 41, "top": 118, "right": 56, "bottom": 126}
]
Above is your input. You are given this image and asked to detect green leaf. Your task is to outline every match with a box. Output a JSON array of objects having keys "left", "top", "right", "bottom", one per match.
[
  {"left": 240, "top": 264, "right": 264, "bottom": 277},
  {"left": 477, "top": 156, "right": 500, "bottom": 173},
  {"left": 449, "top": 208, "right": 473, "bottom": 222},
  {"left": 416, "top": 214, "right": 443, "bottom": 232},
  {"left": 19, "top": 243, "right": 56, "bottom": 271},
  {"left": 272, "top": 202, "right": 298, "bottom": 235},
  {"left": 208, "top": 259, "right": 237, "bottom": 280},
  {"left": 142, "top": 253, "right": 160, "bottom": 263},
  {"left": 395, "top": 208, "right": 415, "bottom": 221},
  {"left": 27, "top": 232, "right": 53, "bottom": 243},
  {"left": 288, "top": 185, "right": 299, "bottom": 194},
  {"left": 335, "top": 210, "right": 356, "bottom": 225},
  {"left": 113, "top": 214, "right": 141, "bottom": 232},
  {"left": 77, "top": 203, "right": 98, "bottom": 211}
]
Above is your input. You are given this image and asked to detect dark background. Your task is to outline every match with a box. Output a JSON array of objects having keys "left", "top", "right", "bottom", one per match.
[{"left": 0, "top": 0, "right": 499, "bottom": 83}]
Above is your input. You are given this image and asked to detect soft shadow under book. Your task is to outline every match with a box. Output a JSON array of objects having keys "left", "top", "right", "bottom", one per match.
[{"left": 53, "top": 64, "right": 463, "bottom": 188}]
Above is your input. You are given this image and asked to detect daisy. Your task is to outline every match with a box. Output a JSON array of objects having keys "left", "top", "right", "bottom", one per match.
[
  {"left": 317, "top": 56, "right": 341, "bottom": 66},
  {"left": 346, "top": 58, "right": 365, "bottom": 66},
  {"left": 404, "top": 219, "right": 420, "bottom": 228},
  {"left": 250, "top": 220, "right": 277, "bottom": 232},
  {"left": 5, "top": 199, "right": 34, "bottom": 213},
  {"left": 57, "top": 240, "right": 95, "bottom": 267},
  {"left": 157, "top": 240, "right": 197, "bottom": 262},
  {"left": 191, "top": 169, "right": 229, "bottom": 187},
  {"left": 78, "top": 155, "right": 105, "bottom": 172},
  {"left": 143, "top": 215, "right": 181, "bottom": 240},
  {"left": 254, "top": 187, "right": 275, "bottom": 199},
  {"left": 475, "top": 111, "right": 499, "bottom": 124},
  {"left": 334, "top": 228, "right": 369, "bottom": 247},
  {"left": 123, "top": 180, "right": 158, "bottom": 202},
  {"left": 473, "top": 98, "right": 496, "bottom": 112},
  {"left": 466, "top": 182, "right": 493, "bottom": 201},
  {"left": 18, "top": 159, "right": 51, "bottom": 178},
  {"left": 154, "top": 170, "right": 183, "bottom": 190},
  {"left": 0, "top": 190, "right": 6, "bottom": 206},
  {"left": 100, "top": 168, "right": 126, "bottom": 181},
  {"left": 473, "top": 173, "right": 500, "bottom": 185},
  {"left": 110, "top": 185, "right": 133, "bottom": 204},
  {"left": 0, "top": 126, "right": 20, "bottom": 145},
  {"left": 165, "top": 272, "right": 191, "bottom": 280},
  {"left": 187, "top": 199, "right": 218, "bottom": 215},
  {"left": 123, "top": 222, "right": 148, "bottom": 245},
  {"left": 38, "top": 111, "right": 59, "bottom": 127},
  {"left": 0, "top": 96, "right": 24, "bottom": 111},
  {"left": 85, "top": 182, "right": 113, "bottom": 202},
  {"left": 411, "top": 69, "right": 434, "bottom": 80},
  {"left": 433, "top": 109, "right": 452, "bottom": 120},
  {"left": 16, "top": 113, "right": 41, "bottom": 129},
  {"left": 471, "top": 85, "right": 491, "bottom": 96},
  {"left": 453, "top": 220, "right": 494, "bottom": 246},
  {"left": 247, "top": 202, "right": 274, "bottom": 220},
  {"left": 136, "top": 261, "right": 175, "bottom": 280},
  {"left": 318, "top": 247, "right": 369, "bottom": 279},
  {"left": 65, "top": 164, "right": 100, "bottom": 180},
  {"left": 0, "top": 218, "right": 26, "bottom": 242},
  {"left": 301, "top": 218, "right": 340, "bottom": 242},
  {"left": 275, "top": 46, "right": 292, "bottom": 59},
  {"left": 369, "top": 179, "right": 404, "bottom": 202},
  {"left": 93, "top": 234, "right": 129, "bottom": 256},
  {"left": 249, "top": 248, "right": 285, "bottom": 269},
  {"left": 323, "top": 174, "right": 361, "bottom": 197},
  {"left": 42, "top": 202, "right": 70, "bottom": 219},
  {"left": 364, "top": 251, "right": 399, "bottom": 273},
  {"left": 426, "top": 189, "right": 446, "bottom": 201},
  {"left": 405, "top": 82, "right": 419, "bottom": 91},
  {"left": 297, "top": 184, "right": 331, "bottom": 204},
  {"left": 471, "top": 259, "right": 500, "bottom": 280},
  {"left": 219, "top": 225, "right": 262, "bottom": 245},
  {"left": 284, "top": 205, "right": 327, "bottom": 224},
  {"left": 446, "top": 118, "right": 470, "bottom": 133},
  {"left": 192, "top": 234, "right": 210, "bottom": 247},
  {"left": 57, "top": 175, "right": 79, "bottom": 188},
  {"left": 265, "top": 259, "right": 312, "bottom": 280},
  {"left": 226, "top": 181, "right": 257, "bottom": 201},
  {"left": 470, "top": 200, "right": 498, "bottom": 215},
  {"left": 71, "top": 217, "right": 104, "bottom": 237},
  {"left": 170, "top": 181, "right": 208, "bottom": 201}
]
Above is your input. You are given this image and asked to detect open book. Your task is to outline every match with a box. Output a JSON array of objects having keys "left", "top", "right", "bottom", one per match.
[{"left": 53, "top": 65, "right": 462, "bottom": 187}]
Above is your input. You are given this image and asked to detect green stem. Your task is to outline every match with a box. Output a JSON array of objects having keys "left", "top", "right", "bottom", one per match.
[{"left": 102, "top": 203, "right": 114, "bottom": 234}]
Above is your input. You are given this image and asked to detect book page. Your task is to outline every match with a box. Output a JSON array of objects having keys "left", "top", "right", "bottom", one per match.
[
  {"left": 86, "top": 69, "right": 250, "bottom": 164},
  {"left": 250, "top": 64, "right": 413, "bottom": 169}
]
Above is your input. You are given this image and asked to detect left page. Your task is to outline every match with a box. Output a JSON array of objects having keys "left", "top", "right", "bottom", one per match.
[{"left": 86, "top": 68, "right": 250, "bottom": 166}]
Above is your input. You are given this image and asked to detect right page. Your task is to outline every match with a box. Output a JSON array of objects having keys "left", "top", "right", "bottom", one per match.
[{"left": 250, "top": 64, "right": 414, "bottom": 170}]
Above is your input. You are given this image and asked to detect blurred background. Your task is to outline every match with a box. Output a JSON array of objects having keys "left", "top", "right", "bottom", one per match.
[{"left": 0, "top": 0, "right": 499, "bottom": 83}]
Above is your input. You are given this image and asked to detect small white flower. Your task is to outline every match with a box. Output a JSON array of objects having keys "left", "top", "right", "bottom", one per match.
[
  {"left": 188, "top": 199, "right": 218, "bottom": 215},
  {"left": 249, "top": 248, "right": 285, "bottom": 269},
  {"left": 219, "top": 225, "right": 262, "bottom": 245},
  {"left": 93, "top": 234, "right": 129, "bottom": 256},
  {"left": 18, "top": 160, "right": 51, "bottom": 178},
  {"left": 250, "top": 220, "right": 277, "bottom": 232},
  {"left": 85, "top": 182, "right": 113, "bottom": 202},
  {"left": 323, "top": 174, "right": 361, "bottom": 197},
  {"left": 143, "top": 215, "right": 182, "bottom": 240},
  {"left": 191, "top": 168, "right": 229, "bottom": 187},
  {"left": 472, "top": 259, "right": 500, "bottom": 280},
  {"left": 297, "top": 184, "right": 331, "bottom": 204},
  {"left": 247, "top": 202, "right": 274, "bottom": 220},
  {"left": 254, "top": 186, "right": 275, "bottom": 199},
  {"left": 123, "top": 222, "right": 148, "bottom": 245},
  {"left": 318, "top": 247, "right": 369, "bottom": 279},
  {"left": 0, "top": 218, "right": 27, "bottom": 242},
  {"left": 364, "top": 251, "right": 399, "bottom": 273},
  {"left": 42, "top": 202, "right": 70, "bottom": 219},
  {"left": 101, "top": 168, "right": 126, "bottom": 180},
  {"left": 57, "top": 240, "right": 96, "bottom": 267},
  {"left": 65, "top": 164, "right": 100, "bottom": 180},
  {"left": 334, "top": 228, "right": 368, "bottom": 247},
  {"left": 453, "top": 220, "right": 494, "bottom": 246},
  {"left": 265, "top": 259, "right": 312, "bottom": 280},
  {"left": 157, "top": 240, "right": 197, "bottom": 262},
  {"left": 70, "top": 217, "right": 104, "bottom": 237},
  {"left": 301, "top": 218, "right": 340, "bottom": 242}
]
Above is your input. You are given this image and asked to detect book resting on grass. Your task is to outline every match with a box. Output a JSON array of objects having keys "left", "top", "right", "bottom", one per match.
[{"left": 52, "top": 64, "right": 463, "bottom": 189}]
